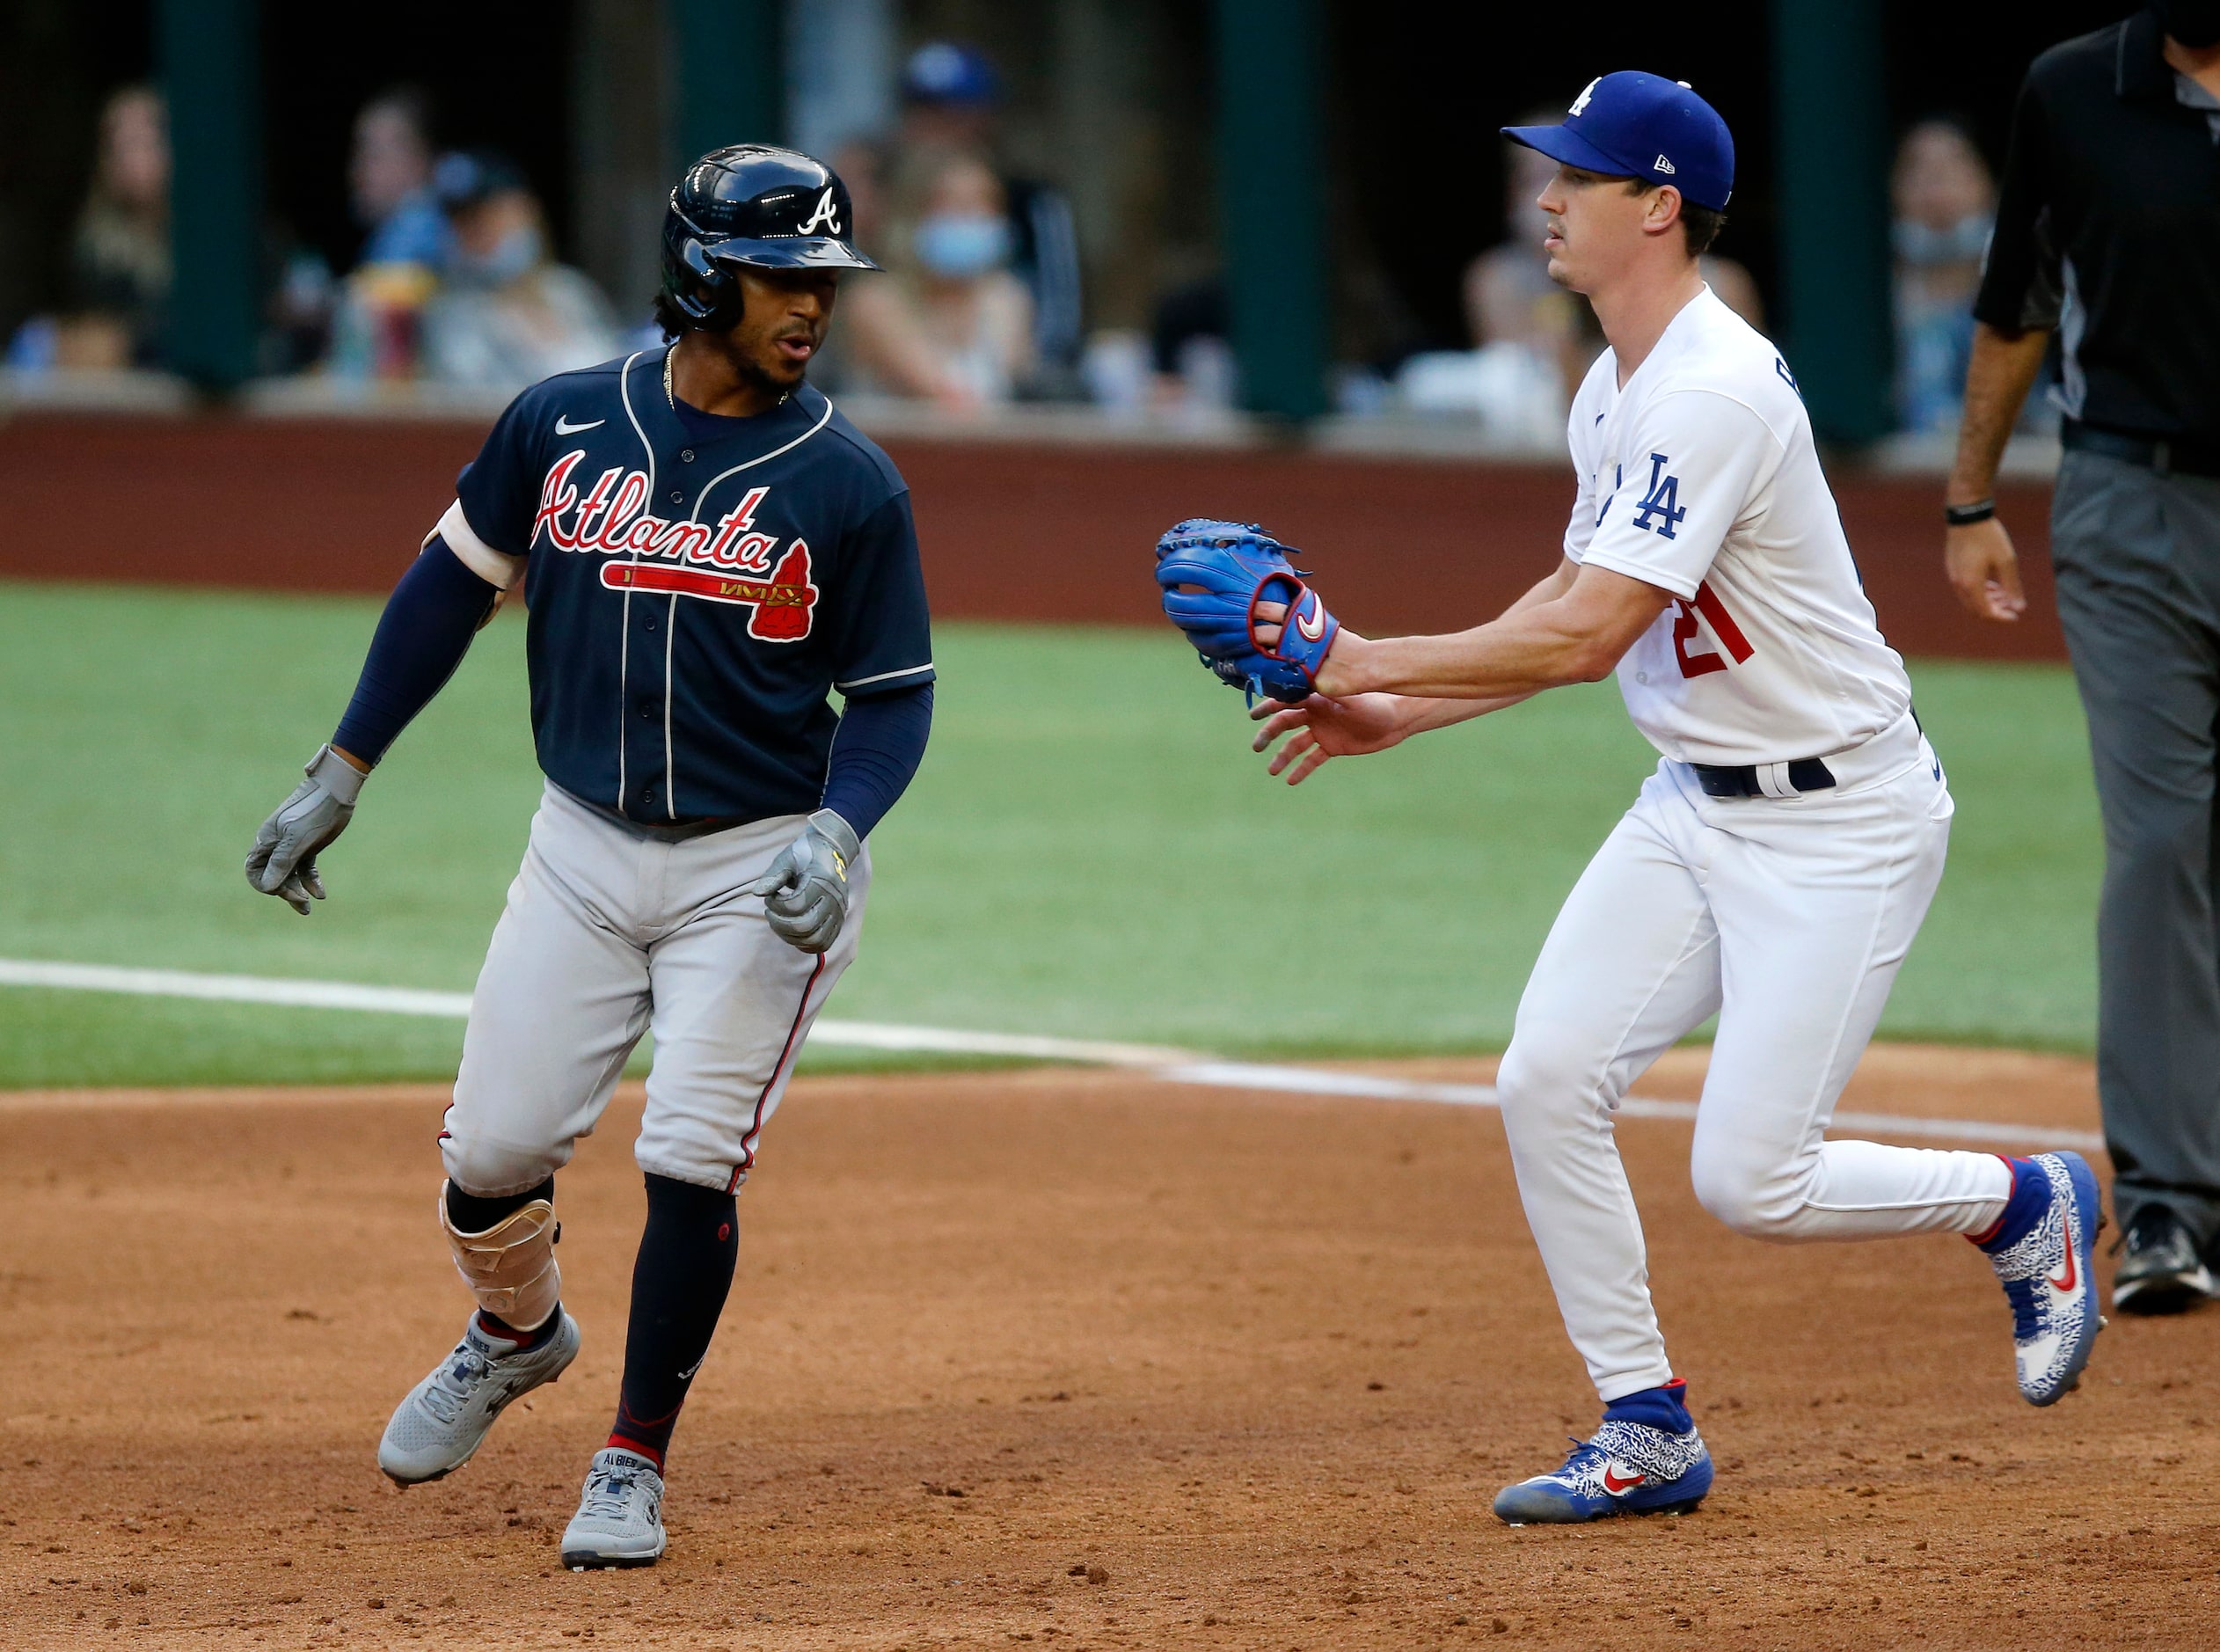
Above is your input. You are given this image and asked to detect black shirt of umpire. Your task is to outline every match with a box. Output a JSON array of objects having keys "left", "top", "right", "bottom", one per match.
[{"left": 1976, "top": 7, "right": 2220, "bottom": 441}]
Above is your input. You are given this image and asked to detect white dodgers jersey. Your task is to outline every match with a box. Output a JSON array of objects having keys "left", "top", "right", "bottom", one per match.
[{"left": 1561, "top": 287, "right": 1910, "bottom": 767}]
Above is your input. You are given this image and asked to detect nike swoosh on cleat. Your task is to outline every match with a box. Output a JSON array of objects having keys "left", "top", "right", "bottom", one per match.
[
  {"left": 1602, "top": 1467, "right": 1646, "bottom": 1494},
  {"left": 2048, "top": 1219, "right": 2079, "bottom": 1293},
  {"left": 555, "top": 416, "right": 605, "bottom": 435}
]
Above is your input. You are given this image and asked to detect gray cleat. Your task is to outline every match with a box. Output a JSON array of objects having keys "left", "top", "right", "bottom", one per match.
[
  {"left": 377, "top": 1311, "right": 581, "bottom": 1485},
  {"left": 561, "top": 1448, "right": 668, "bottom": 1569}
]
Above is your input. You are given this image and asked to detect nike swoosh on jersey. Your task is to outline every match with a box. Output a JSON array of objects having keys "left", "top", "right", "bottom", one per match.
[{"left": 554, "top": 415, "right": 606, "bottom": 435}]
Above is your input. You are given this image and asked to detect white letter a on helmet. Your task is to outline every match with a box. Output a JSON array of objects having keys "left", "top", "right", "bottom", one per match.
[{"left": 798, "top": 186, "right": 842, "bottom": 236}]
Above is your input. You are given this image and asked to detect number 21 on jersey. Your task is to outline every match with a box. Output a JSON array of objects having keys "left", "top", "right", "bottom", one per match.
[{"left": 1673, "top": 582, "right": 1754, "bottom": 678}]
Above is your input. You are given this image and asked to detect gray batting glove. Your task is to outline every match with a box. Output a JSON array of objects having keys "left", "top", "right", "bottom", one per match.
[
  {"left": 245, "top": 744, "right": 368, "bottom": 916},
  {"left": 745, "top": 808, "right": 860, "bottom": 954}
]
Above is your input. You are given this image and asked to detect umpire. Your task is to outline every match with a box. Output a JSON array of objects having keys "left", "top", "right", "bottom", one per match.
[{"left": 1946, "top": 2, "right": 2220, "bottom": 1313}]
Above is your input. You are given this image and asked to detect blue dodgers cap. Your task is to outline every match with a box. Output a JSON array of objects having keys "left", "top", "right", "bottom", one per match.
[{"left": 1502, "top": 72, "right": 1734, "bottom": 212}]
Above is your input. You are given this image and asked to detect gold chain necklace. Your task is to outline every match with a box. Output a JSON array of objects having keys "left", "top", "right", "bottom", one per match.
[{"left": 662, "top": 340, "right": 792, "bottom": 414}]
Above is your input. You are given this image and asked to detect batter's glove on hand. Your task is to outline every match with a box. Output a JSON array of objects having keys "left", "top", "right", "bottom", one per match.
[
  {"left": 747, "top": 808, "right": 860, "bottom": 954},
  {"left": 1154, "top": 518, "right": 1340, "bottom": 704},
  {"left": 245, "top": 743, "right": 367, "bottom": 916}
]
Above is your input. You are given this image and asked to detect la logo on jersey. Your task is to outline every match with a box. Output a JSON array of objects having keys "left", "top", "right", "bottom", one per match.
[
  {"left": 1631, "top": 453, "right": 1687, "bottom": 540},
  {"left": 530, "top": 453, "right": 819, "bottom": 641}
]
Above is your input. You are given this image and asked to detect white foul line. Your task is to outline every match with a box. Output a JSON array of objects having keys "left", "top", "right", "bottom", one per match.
[
  {"left": 1161, "top": 1061, "right": 2103, "bottom": 1151},
  {"left": 0, "top": 958, "right": 2102, "bottom": 1151},
  {"left": 0, "top": 958, "right": 477, "bottom": 1019}
]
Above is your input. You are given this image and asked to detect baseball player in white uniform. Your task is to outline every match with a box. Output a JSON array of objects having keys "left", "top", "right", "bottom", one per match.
[{"left": 1189, "top": 73, "right": 2104, "bottom": 1524}]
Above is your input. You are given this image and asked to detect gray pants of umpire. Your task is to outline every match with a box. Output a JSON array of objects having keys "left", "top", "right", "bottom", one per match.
[{"left": 2052, "top": 450, "right": 2220, "bottom": 1248}]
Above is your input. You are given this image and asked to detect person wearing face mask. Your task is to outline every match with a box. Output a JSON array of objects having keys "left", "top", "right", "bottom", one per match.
[
  {"left": 840, "top": 148, "right": 1034, "bottom": 410},
  {"left": 897, "top": 40, "right": 1083, "bottom": 390},
  {"left": 1945, "top": 4, "right": 2220, "bottom": 1315},
  {"left": 419, "top": 151, "right": 623, "bottom": 391},
  {"left": 1890, "top": 121, "right": 1996, "bottom": 435}
]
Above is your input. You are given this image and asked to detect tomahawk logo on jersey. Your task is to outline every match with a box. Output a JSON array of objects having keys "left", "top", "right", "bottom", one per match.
[
  {"left": 436, "top": 347, "right": 933, "bottom": 824},
  {"left": 1560, "top": 287, "right": 1911, "bottom": 768}
]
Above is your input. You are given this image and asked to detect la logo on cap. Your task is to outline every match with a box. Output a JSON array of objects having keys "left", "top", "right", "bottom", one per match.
[{"left": 1570, "top": 77, "right": 1598, "bottom": 116}]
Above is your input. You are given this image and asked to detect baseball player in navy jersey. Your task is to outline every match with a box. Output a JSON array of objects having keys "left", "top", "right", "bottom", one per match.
[
  {"left": 1157, "top": 75, "right": 2104, "bottom": 1524},
  {"left": 244, "top": 147, "right": 934, "bottom": 1568}
]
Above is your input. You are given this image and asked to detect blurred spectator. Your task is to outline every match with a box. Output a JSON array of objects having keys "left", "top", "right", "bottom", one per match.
[
  {"left": 417, "top": 151, "right": 622, "bottom": 391},
  {"left": 350, "top": 87, "right": 449, "bottom": 270},
  {"left": 843, "top": 149, "right": 1034, "bottom": 409},
  {"left": 1891, "top": 120, "right": 1995, "bottom": 434},
  {"left": 40, "top": 84, "right": 172, "bottom": 370},
  {"left": 1144, "top": 276, "right": 1238, "bottom": 415},
  {"left": 1461, "top": 121, "right": 1590, "bottom": 411},
  {"left": 326, "top": 90, "right": 449, "bottom": 383},
  {"left": 898, "top": 40, "right": 1083, "bottom": 391},
  {"left": 264, "top": 245, "right": 338, "bottom": 376}
]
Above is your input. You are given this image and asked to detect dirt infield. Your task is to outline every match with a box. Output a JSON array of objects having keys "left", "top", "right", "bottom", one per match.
[{"left": 3, "top": 1046, "right": 2215, "bottom": 1651}]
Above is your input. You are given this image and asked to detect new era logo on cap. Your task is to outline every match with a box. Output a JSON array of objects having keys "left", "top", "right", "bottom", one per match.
[{"left": 1503, "top": 70, "right": 1734, "bottom": 212}]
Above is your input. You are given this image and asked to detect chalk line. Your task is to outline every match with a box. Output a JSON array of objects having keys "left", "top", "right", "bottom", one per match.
[{"left": 0, "top": 958, "right": 2102, "bottom": 1151}]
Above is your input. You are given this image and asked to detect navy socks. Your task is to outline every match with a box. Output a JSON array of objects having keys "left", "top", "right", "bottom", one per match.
[
  {"left": 608, "top": 1173, "right": 741, "bottom": 1470},
  {"left": 1604, "top": 1377, "right": 1695, "bottom": 1435},
  {"left": 1974, "top": 1157, "right": 2046, "bottom": 1254}
]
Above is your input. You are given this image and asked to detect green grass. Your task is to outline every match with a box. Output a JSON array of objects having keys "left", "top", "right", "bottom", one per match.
[{"left": 0, "top": 581, "right": 2100, "bottom": 1085}]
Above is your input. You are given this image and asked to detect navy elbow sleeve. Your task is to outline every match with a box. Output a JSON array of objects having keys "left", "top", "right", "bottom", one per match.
[
  {"left": 332, "top": 537, "right": 501, "bottom": 765},
  {"left": 820, "top": 683, "right": 932, "bottom": 840}
]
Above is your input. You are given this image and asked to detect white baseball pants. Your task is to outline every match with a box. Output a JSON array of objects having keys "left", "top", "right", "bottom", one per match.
[
  {"left": 441, "top": 782, "right": 866, "bottom": 1197},
  {"left": 1496, "top": 720, "right": 2012, "bottom": 1402}
]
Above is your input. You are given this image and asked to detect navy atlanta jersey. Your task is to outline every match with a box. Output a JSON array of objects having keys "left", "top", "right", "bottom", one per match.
[{"left": 439, "top": 346, "right": 933, "bottom": 824}]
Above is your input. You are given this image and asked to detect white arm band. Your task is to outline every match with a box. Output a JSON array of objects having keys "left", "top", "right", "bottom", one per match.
[{"left": 431, "top": 500, "right": 525, "bottom": 590}]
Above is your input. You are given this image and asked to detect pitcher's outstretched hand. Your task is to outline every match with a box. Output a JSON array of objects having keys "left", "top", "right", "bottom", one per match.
[{"left": 1249, "top": 693, "right": 1415, "bottom": 786}]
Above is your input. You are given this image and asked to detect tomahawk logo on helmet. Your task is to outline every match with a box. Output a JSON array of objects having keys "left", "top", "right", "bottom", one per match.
[{"left": 659, "top": 144, "right": 880, "bottom": 333}]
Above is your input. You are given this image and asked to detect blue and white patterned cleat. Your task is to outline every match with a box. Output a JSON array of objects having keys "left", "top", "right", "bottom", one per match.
[
  {"left": 1493, "top": 1418, "right": 1713, "bottom": 1524},
  {"left": 1988, "top": 1151, "right": 2104, "bottom": 1406}
]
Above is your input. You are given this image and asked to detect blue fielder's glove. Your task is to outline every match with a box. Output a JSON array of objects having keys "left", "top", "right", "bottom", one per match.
[{"left": 1153, "top": 518, "right": 1341, "bottom": 703}]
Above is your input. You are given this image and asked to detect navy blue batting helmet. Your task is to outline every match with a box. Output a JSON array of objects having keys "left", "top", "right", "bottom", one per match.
[{"left": 660, "top": 145, "right": 879, "bottom": 332}]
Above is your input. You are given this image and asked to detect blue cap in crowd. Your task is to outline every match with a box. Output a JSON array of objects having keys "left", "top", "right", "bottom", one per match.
[
  {"left": 902, "top": 41, "right": 1000, "bottom": 109},
  {"left": 1502, "top": 72, "right": 1734, "bottom": 212}
]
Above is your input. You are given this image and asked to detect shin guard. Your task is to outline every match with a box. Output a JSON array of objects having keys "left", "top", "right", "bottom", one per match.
[{"left": 440, "top": 1181, "right": 562, "bottom": 1331}]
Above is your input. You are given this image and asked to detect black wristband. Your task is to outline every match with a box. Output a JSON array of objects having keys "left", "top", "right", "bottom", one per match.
[{"left": 1945, "top": 498, "right": 1997, "bottom": 527}]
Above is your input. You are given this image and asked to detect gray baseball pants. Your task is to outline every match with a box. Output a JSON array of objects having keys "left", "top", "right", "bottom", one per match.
[
  {"left": 440, "top": 782, "right": 867, "bottom": 1198},
  {"left": 2051, "top": 450, "right": 2220, "bottom": 1246}
]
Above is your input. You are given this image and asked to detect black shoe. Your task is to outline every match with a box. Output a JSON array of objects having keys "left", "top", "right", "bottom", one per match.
[{"left": 2112, "top": 1207, "right": 2216, "bottom": 1316}]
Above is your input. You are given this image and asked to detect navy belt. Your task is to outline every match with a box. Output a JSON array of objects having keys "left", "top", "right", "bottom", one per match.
[
  {"left": 2063, "top": 420, "right": 2220, "bottom": 480},
  {"left": 1691, "top": 757, "right": 1837, "bottom": 799}
]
